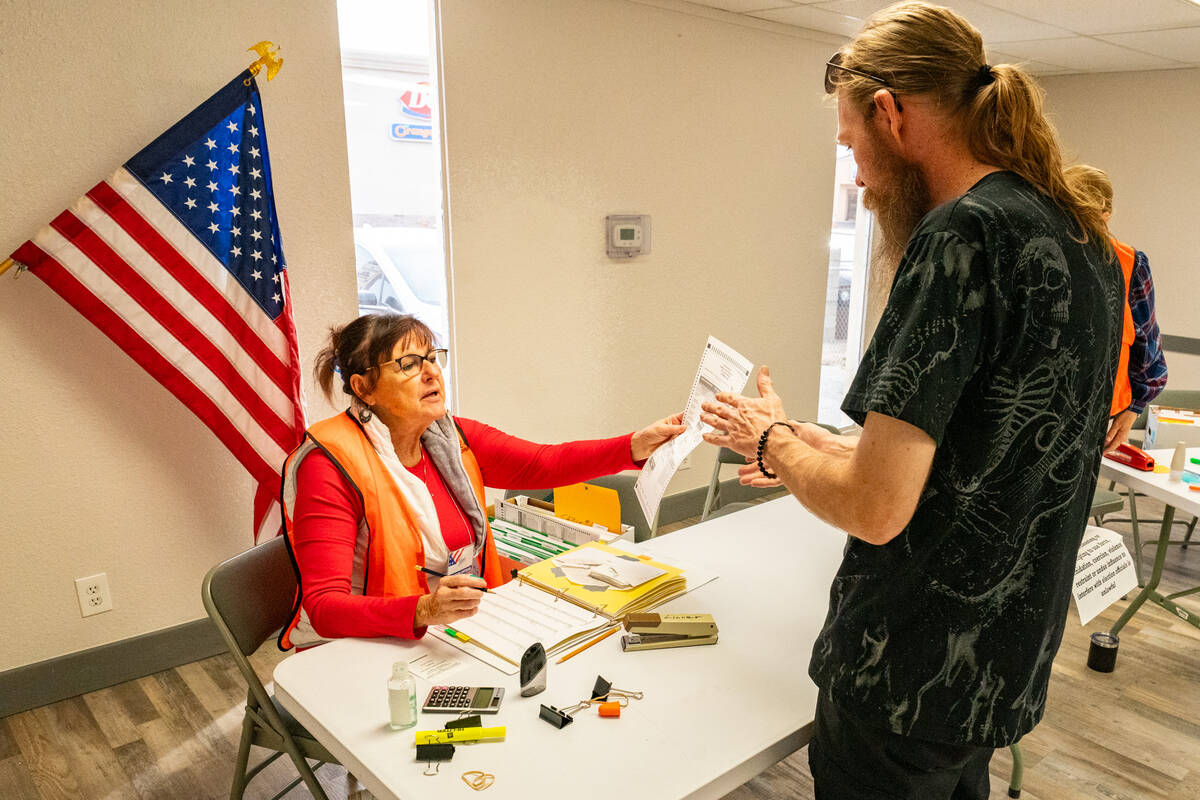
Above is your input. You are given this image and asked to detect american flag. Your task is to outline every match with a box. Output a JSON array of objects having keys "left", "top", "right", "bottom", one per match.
[{"left": 8, "top": 71, "right": 305, "bottom": 541}]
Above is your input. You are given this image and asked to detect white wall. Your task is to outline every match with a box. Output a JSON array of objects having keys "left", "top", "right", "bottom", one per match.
[
  {"left": 0, "top": 0, "right": 843, "bottom": 674},
  {"left": 439, "top": 0, "right": 841, "bottom": 492},
  {"left": 0, "top": 0, "right": 356, "bottom": 671},
  {"left": 1041, "top": 67, "right": 1200, "bottom": 387}
]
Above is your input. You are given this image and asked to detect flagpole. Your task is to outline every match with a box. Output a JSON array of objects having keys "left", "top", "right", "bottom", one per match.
[{"left": 0, "top": 258, "right": 17, "bottom": 278}]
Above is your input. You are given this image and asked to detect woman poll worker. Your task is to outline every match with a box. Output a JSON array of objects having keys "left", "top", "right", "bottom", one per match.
[{"left": 278, "top": 313, "right": 684, "bottom": 649}]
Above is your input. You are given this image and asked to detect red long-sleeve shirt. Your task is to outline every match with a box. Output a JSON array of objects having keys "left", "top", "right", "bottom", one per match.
[{"left": 290, "top": 417, "right": 638, "bottom": 641}]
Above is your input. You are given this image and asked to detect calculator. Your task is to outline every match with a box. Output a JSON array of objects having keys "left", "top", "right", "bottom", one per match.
[{"left": 421, "top": 685, "right": 505, "bottom": 714}]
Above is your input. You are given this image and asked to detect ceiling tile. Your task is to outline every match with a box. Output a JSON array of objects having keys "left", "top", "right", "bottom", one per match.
[
  {"left": 990, "top": 36, "right": 1187, "bottom": 72},
  {"left": 972, "top": 0, "right": 1200, "bottom": 36},
  {"left": 749, "top": 4, "right": 865, "bottom": 36},
  {"left": 985, "top": 50, "right": 1073, "bottom": 75},
  {"left": 1097, "top": 26, "right": 1200, "bottom": 64},
  {"left": 813, "top": 0, "right": 1073, "bottom": 42}
]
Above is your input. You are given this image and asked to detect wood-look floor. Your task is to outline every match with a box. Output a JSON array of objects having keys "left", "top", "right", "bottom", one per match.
[{"left": 2, "top": 495, "right": 1198, "bottom": 799}]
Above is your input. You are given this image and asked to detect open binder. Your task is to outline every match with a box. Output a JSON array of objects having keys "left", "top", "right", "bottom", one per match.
[
  {"left": 515, "top": 541, "right": 686, "bottom": 619},
  {"left": 428, "top": 542, "right": 695, "bottom": 674}
]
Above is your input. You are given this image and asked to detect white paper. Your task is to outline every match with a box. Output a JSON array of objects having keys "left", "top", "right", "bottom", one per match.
[
  {"left": 433, "top": 580, "right": 612, "bottom": 672},
  {"left": 553, "top": 548, "right": 667, "bottom": 589},
  {"left": 1072, "top": 526, "right": 1138, "bottom": 625},
  {"left": 635, "top": 336, "right": 754, "bottom": 525},
  {"left": 406, "top": 651, "right": 465, "bottom": 681}
]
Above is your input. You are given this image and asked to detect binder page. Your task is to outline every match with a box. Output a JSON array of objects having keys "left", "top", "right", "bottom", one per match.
[
  {"left": 431, "top": 580, "right": 612, "bottom": 673},
  {"left": 635, "top": 336, "right": 753, "bottom": 526}
]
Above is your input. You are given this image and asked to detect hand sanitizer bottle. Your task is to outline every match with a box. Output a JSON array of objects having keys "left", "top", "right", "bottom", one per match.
[
  {"left": 1170, "top": 441, "right": 1187, "bottom": 483},
  {"left": 388, "top": 661, "right": 417, "bottom": 730}
]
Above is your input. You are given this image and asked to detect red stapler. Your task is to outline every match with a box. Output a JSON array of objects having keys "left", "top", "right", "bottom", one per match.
[{"left": 1104, "top": 443, "right": 1155, "bottom": 471}]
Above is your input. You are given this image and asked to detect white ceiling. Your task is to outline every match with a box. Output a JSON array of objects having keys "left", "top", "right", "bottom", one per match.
[{"left": 687, "top": 0, "right": 1200, "bottom": 75}]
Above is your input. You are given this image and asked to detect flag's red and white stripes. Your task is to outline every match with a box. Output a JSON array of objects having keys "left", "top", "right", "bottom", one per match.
[{"left": 12, "top": 167, "right": 304, "bottom": 537}]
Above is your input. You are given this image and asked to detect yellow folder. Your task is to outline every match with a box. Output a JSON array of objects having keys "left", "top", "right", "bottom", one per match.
[{"left": 554, "top": 482, "right": 621, "bottom": 534}]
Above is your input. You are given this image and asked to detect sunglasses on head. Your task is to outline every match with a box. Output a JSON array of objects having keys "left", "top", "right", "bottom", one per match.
[{"left": 824, "top": 52, "right": 903, "bottom": 111}]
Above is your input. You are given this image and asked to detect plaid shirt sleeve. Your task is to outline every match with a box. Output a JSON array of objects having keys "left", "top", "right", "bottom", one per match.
[{"left": 1127, "top": 249, "right": 1168, "bottom": 413}]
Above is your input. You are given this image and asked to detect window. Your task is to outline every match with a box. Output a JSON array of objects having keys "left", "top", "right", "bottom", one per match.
[
  {"left": 337, "top": 0, "right": 452, "bottom": 389},
  {"left": 817, "top": 145, "right": 872, "bottom": 430}
]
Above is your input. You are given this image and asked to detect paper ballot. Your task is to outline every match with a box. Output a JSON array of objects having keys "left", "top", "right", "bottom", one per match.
[{"left": 635, "top": 336, "right": 754, "bottom": 525}]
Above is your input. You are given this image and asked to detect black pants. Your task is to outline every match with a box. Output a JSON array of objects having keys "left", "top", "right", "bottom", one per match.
[{"left": 808, "top": 691, "right": 994, "bottom": 800}]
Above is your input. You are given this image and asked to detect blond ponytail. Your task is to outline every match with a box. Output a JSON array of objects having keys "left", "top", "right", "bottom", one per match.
[{"left": 964, "top": 66, "right": 1110, "bottom": 251}]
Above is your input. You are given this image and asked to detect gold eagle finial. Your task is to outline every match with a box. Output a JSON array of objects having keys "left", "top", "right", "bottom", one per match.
[{"left": 247, "top": 41, "right": 283, "bottom": 82}]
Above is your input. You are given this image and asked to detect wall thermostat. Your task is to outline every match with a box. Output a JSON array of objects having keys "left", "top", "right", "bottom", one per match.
[{"left": 606, "top": 214, "right": 651, "bottom": 258}]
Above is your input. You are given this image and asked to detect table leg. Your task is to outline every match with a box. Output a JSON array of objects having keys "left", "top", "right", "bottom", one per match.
[
  {"left": 1128, "top": 486, "right": 1143, "bottom": 586},
  {"left": 1109, "top": 505, "right": 1175, "bottom": 638}
]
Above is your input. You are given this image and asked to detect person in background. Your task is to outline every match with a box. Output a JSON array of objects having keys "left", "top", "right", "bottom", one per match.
[
  {"left": 699, "top": 3, "right": 1121, "bottom": 798},
  {"left": 1065, "top": 164, "right": 1167, "bottom": 449},
  {"left": 278, "top": 312, "right": 683, "bottom": 650}
]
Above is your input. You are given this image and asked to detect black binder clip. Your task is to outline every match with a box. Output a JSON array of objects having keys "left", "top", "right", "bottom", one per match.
[
  {"left": 592, "top": 675, "right": 643, "bottom": 703},
  {"left": 539, "top": 700, "right": 590, "bottom": 729},
  {"left": 445, "top": 714, "right": 484, "bottom": 730},
  {"left": 416, "top": 742, "right": 455, "bottom": 776}
]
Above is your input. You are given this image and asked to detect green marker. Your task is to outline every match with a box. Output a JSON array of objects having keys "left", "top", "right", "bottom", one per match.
[{"left": 1191, "top": 457, "right": 1200, "bottom": 465}]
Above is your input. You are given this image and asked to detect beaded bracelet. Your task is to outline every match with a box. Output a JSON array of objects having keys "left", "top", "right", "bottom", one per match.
[{"left": 756, "top": 421, "right": 796, "bottom": 478}]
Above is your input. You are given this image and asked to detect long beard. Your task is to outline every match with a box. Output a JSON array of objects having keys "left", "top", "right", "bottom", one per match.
[{"left": 861, "top": 135, "right": 932, "bottom": 296}]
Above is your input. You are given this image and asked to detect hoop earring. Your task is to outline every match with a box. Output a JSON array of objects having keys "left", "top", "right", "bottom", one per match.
[{"left": 358, "top": 405, "right": 373, "bottom": 423}]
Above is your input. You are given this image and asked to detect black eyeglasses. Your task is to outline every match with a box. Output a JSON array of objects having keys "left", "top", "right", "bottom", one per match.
[
  {"left": 824, "top": 53, "right": 903, "bottom": 111},
  {"left": 376, "top": 348, "right": 448, "bottom": 378}
]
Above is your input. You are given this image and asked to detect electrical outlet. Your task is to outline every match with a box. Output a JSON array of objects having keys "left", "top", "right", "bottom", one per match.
[
  {"left": 75, "top": 573, "right": 113, "bottom": 618},
  {"left": 679, "top": 454, "right": 692, "bottom": 470}
]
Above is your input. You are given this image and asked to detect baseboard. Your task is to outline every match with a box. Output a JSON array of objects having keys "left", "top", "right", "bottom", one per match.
[
  {"left": 0, "top": 618, "right": 224, "bottom": 718},
  {"left": 1162, "top": 334, "right": 1200, "bottom": 356}
]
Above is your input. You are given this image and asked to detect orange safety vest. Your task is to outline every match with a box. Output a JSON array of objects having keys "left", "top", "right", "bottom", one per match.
[
  {"left": 277, "top": 412, "right": 507, "bottom": 649},
  {"left": 1110, "top": 239, "right": 1137, "bottom": 417}
]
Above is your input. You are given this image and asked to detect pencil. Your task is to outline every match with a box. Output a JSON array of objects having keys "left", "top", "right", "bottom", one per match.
[
  {"left": 556, "top": 626, "right": 620, "bottom": 664},
  {"left": 414, "top": 565, "right": 488, "bottom": 591}
]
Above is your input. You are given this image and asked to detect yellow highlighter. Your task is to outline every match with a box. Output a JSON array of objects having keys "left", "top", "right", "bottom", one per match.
[{"left": 414, "top": 726, "right": 506, "bottom": 745}]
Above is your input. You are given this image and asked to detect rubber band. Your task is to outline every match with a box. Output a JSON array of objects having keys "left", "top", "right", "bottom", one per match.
[{"left": 462, "top": 770, "right": 495, "bottom": 791}]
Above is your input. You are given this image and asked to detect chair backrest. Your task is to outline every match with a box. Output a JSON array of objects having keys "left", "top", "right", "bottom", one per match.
[
  {"left": 502, "top": 488, "right": 553, "bottom": 502},
  {"left": 715, "top": 446, "right": 747, "bottom": 465},
  {"left": 582, "top": 472, "right": 655, "bottom": 541},
  {"left": 202, "top": 535, "right": 298, "bottom": 658}
]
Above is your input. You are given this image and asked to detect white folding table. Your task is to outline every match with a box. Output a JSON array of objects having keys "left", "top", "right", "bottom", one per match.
[
  {"left": 273, "top": 497, "right": 848, "bottom": 800},
  {"left": 1098, "top": 446, "right": 1200, "bottom": 665}
]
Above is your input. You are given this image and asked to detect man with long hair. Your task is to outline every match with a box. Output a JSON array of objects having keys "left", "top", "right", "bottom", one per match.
[{"left": 701, "top": 3, "right": 1123, "bottom": 797}]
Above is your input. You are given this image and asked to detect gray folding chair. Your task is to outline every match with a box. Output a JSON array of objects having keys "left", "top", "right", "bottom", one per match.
[
  {"left": 201, "top": 536, "right": 339, "bottom": 800},
  {"left": 706, "top": 500, "right": 755, "bottom": 520},
  {"left": 701, "top": 423, "right": 841, "bottom": 521},
  {"left": 701, "top": 447, "right": 751, "bottom": 521}
]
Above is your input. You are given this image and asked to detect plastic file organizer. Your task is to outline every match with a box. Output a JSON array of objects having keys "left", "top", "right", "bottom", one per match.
[
  {"left": 495, "top": 495, "right": 633, "bottom": 545},
  {"left": 489, "top": 518, "right": 575, "bottom": 566},
  {"left": 1145, "top": 405, "right": 1200, "bottom": 448}
]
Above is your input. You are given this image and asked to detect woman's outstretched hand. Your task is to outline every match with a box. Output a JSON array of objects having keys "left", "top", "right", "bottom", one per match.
[{"left": 631, "top": 412, "right": 687, "bottom": 462}]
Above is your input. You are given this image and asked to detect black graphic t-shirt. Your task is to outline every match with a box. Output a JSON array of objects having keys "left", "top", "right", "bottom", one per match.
[{"left": 811, "top": 171, "right": 1123, "bottom": 747}]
